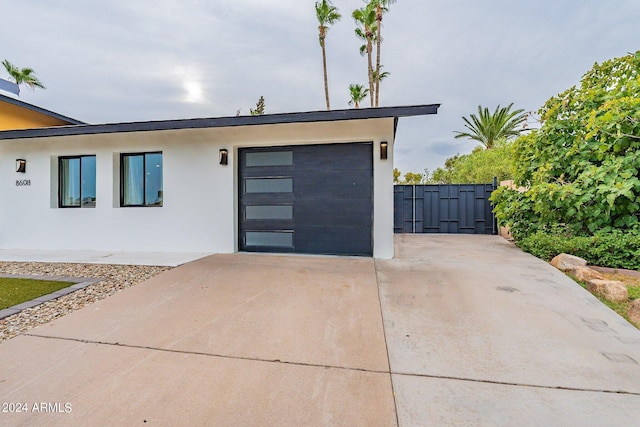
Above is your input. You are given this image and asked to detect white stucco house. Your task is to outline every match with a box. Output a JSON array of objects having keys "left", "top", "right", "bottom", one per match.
[{"left": 0, "top": 105, "right": 439, "bottom": 259}]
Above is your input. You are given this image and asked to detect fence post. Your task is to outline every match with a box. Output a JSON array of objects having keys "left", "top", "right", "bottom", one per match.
[
  {"left": 492, "top": 177, "right": 498, "bottom": 235},
  {"left": 412, "top": 185, "right": 416, "bottom": 234}
]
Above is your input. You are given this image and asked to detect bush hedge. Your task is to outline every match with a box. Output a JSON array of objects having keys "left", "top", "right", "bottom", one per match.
[{"left": 517, "top": 230, "right": 640, "bottom": 271}]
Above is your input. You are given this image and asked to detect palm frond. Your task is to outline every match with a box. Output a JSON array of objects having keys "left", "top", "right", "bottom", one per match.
[
  {"left": 454, "top": 104, "right": 526, "bottom": 148},
  {"left": 348, "top": 83, "right": 369, "bottom": 108},
  {"left": 2, "top": 59, "right": 46, "bottom": 89},
  {"left": 315, "top": 0, "right": 341, "bottom": 29}
]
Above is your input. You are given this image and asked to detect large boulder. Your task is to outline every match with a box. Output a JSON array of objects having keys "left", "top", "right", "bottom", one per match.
[
  {"left": 629, "top": 300, "right": 640, "bottom": 325},
  {"left": 574, "top": 266, "right": 604, "bottom": 282},
  {"left": 587, "top": 280, "right": 629, "bottom": 303},
  {"left": 550, "top": 253, "right": 587, "bottom": 272}
]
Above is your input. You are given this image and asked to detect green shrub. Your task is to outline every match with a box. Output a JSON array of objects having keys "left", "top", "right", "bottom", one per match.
[
  {"left": 518, "top": 230, "right": 640, "bottom": 270},
  {"left": 492, "top": 52, "right": 640, "bottom": 239}
]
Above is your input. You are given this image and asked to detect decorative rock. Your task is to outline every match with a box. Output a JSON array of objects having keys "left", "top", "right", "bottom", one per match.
[
  {"left": 0, "top": 262, "right": 171, "bottom": 343},
  {"left": 574, "top": 266, "right": 604, "bottom": 282},
  {"left": 629, "top": 300, "right": 640, "bottom": 325},
  {"left": 587, "top": 279, "right": 629, "bottom": 303},
  {"left": 550, "top": 253, "right": 587, "bottom": 272}
]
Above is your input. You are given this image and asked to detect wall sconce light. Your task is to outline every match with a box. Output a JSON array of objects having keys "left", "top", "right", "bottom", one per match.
[
  {"left": 219, "top": 148, "right": 229, "bottom": 166},
  {"left": 16, "top": 159, "right": 26, "bottom": 173},
  {"left": 380, "top": 142, "right": 388, "bottom": 160}
]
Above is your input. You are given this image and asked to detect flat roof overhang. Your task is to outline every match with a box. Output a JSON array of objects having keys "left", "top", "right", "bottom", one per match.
[
  {"left": 0, "top": 93, "right": 85, "bottom": 126},
  {"left": 0, "top": 104, "right": 439, "bottom": 141}
]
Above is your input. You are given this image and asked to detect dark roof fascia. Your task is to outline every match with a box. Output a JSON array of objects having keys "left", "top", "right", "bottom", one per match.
[
  {"left": 0, "top": 104, "right": 439, "bottom": 141},
  {"left": 0, "top": 93, "right": 85, "bottom": 125}
]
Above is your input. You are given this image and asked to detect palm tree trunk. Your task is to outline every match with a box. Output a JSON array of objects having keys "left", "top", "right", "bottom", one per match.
[
  {"left": 375, "top": 6, "right": 382, "bottom": 107},
  {"left": 321, "top": 38, "right": 331, "bottom": 110},
  {"left": 367, "top": 40, "right": 374, "bottom": 108}
]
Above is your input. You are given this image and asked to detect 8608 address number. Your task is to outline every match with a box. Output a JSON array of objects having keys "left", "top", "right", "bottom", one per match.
[{"left": 16, "top": 180, "right": 31, "bottom": 186}]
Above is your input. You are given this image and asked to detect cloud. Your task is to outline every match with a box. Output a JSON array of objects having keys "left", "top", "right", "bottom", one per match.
[{"left": 5, "top": 0, "right": 640, "bottom": 171}]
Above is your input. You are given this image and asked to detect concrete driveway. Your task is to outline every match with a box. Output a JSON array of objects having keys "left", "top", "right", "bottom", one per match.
[{"left": 1, "top": 235, "right": 640, "bottom": 426}]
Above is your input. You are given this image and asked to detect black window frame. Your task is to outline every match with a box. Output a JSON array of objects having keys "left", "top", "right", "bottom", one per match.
[
  {"left": 58, "top": 154, "right": 97, "bottom": 208},
  {"left": 120, "top": 151, "right": 163, "bottom": 207}
]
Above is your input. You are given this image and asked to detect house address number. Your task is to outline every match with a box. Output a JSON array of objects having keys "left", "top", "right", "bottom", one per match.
[{"left": 16, "top": 179, "right": 31, "bottom": 186}]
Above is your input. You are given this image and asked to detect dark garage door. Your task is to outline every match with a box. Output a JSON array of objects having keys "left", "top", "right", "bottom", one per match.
[{"left": 239, "top": 143, "right": 373, "bottom": 255}]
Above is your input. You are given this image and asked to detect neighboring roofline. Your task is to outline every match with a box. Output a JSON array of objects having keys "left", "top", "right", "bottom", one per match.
[
  {"left": 0, "top": 78, "right": 20, "bottom": 96},
  {"left": 0, "top": 104, "right": 439, "bottom": 141},
  {"left": 0, "top": 93, "right": 85, "bottom": 126}
]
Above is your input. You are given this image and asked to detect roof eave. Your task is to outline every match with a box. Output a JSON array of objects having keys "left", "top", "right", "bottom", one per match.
[
  {"left": 0, "top": 104, "right": 439, "bottom": 141},
  {"left": 0, "top": 93, "right": 85, "bottom": 126}
]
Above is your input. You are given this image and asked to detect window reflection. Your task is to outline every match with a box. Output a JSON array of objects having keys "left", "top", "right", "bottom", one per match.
[
  {"left": 81, "top": 156, "right": 96, "bottom": 207},
  {"left": 122, "top": 152, "right": 163, "bottom": 207},
  {"left": 59, "top": 155, "right": 96, "bottom": 208}
]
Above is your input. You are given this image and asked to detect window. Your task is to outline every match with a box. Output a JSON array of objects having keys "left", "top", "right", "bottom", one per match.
[
  {"left": 245, "top": 231, "right": 294, "bottom": 248},
  {"left": 245, "top": 178, "right": 293, "bottom": 193},
  {"left": 121, "top": 152, "right": 163, "bottom": 207},
  {"left": 245, "top": 205, "right": 293, "bottom": 220},
  {"left": 245, "top": 151, "right": 293, "bottom": 167},
  {"left": 59, "top": 155, "right": 96, "bottom": 208}
]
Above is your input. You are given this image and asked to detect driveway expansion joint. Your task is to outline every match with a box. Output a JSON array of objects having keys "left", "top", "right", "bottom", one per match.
[
  {"left": 23, "top": 333, "right": 390, "bottom": 375},
  {"left": 374, "top": 259, "right": 401, "bottom": 427},
  {"left": 392, "top": 371, "right": 640, "bottom": 396}
]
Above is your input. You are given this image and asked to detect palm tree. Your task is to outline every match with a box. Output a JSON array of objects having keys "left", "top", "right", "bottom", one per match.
[
  {"left": 315, "top": 0, "right": 341, "bottom": 110},
  {"left": 353, "top": 5, "right": 377, "bottom": 108},
  {"left": 348, "top": 84, "right": 369, "bottom": 108},
  {"left": 454, "top": 103, "right": 527, "bottom": 149},
  {"left": 372, "top": 65, "right": 389, "bottom": 86},
  {"left": 250, "top": 96, "right": 266, "bottom": 115},
  {"left": 2, "top": 60, "right": 46, "bottom": 91},
  {"left": 369, "top": 0, "right": 396, "bottom": 107}
]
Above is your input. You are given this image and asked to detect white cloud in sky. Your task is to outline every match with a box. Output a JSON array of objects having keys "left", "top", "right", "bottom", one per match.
[{"left": 3, "top": 0, "right": 640, "bottom": 173}]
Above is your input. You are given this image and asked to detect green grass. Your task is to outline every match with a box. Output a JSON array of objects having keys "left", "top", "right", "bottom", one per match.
[
  {"left": 0, "top": 278, "right": 73, "bottom": 310},
  {"left": 569, "top": 274, "right": 639, "bottom": 329}
]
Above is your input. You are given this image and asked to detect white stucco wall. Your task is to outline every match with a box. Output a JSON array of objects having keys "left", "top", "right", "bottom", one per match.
[{"left": 0, "top": 118, "right": 396, "bottom": 258}]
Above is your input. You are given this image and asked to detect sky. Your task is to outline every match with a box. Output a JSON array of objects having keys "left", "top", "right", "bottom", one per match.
[{"left": 3, "top": 0, "right": 640, "bottom": 174}]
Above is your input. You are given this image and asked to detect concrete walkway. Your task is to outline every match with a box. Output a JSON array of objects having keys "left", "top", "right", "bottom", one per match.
[
  {"left": 1, "top": 235, "right": 639, "bottom": 426},
  {"left": 0, "top": 249, "right": 211, "bottom": 266}
]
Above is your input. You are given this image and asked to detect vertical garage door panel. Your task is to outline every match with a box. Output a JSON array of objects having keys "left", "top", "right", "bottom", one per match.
[{"left": 239, "top": 143, "right": 372, "bottom": 256}]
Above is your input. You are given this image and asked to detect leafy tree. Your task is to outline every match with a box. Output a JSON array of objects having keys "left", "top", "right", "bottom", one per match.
[
  {"left": 315, "top": 0, "right": 341, "bottom": 110},
  {"left": 2, "top": 60, "right": 45, "bottom": 92},
  {"left": 432, "top": 141, "right": 514, "bottom": 184},
  {"left": 454, "top": 103, "right": 526, "bottom": 149},
  {"left": 492, "top": 51, "right": 640, "bottom": 240},
  {"left": 352, "top": 5, "right": 377, "bottom": 108},
  {"left": 430, "top": 154, "right": 460, "bottom": 184},
  {"left": 348, "top": 83, "right": 369, "bottom": 108},
  {"left": 393, "top": 168, "right": 430, "bottom": 184},
  {"left": 250, "top": 96, "right": 265, "bottom": 115},
  {"left": 393, "top": 167, "right": 401, "bottom": 183},
  {"left": 369, "top": 0, "right": 396, "bottom": 107},
  {"left": 402, "top": 171, "right": 424, "bottom": 184}
]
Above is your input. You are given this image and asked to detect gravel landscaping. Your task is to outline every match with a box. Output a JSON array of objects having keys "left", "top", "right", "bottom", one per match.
[{"left": 0, "top": 262, "right": 172, "bottom": 343}]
